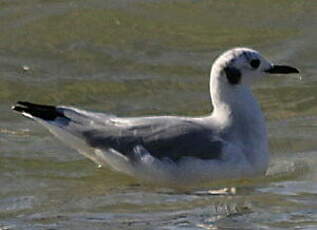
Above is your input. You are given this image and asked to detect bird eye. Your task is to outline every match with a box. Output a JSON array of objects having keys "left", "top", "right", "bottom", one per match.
[{"left": 250, "top": 59, "right": 260, "bottom": 69}]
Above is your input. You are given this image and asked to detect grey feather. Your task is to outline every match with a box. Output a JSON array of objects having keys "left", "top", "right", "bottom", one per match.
[{"left": 55, "top": 107, "right": 223, "bottom": 161}]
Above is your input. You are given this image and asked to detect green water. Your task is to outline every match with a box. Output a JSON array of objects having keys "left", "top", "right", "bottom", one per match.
[{"left": 1, "top": 0, "right": 317, "bottom": 229}]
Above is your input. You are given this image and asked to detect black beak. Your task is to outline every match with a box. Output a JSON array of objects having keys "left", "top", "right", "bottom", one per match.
[{"left": 265, "top": 65, "right": 299, "bottom": 74}]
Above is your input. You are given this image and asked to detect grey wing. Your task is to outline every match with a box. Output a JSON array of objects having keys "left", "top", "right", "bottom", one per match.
[
  {"left": 80, "top": 116, "right": 224, "bottom": 161},
  {"left": 12, "top": 102, "right": 224, "bottom": 161}
]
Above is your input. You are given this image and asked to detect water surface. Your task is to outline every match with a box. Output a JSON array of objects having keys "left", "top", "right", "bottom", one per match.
[{"left": 1, "top": 1, "right": 317, "bottom": 229}]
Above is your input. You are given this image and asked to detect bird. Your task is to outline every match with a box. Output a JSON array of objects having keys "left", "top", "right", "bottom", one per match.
[{"left": 12, "top": 47, "right": 299, "bottom": 187}]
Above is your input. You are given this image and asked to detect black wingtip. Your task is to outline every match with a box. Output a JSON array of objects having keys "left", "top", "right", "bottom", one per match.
[
  {"left": 16, "top": 101, "right": 30, "bottom": 106},
  {"left": 11, "top": 105, "right": 24, "bottom": 112},
  {"left": 11, "top": 101, "right": 67, "bottom": 121}
]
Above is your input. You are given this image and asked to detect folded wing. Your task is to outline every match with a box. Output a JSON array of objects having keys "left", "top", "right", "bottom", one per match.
[
  {"left": 12, "top": 102, "right": 224, "bottom": 162},
  {"left": 81, "top": 116, "right": 224, "bottom": 161}
]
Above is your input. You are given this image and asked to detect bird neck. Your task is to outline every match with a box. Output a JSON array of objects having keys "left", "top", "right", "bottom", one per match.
[
  {"left": 209, "top": 69, "right": 263, "bottom": 124},
  {"left": 209, "top": 70, "right": 269, "bottom": 173}
]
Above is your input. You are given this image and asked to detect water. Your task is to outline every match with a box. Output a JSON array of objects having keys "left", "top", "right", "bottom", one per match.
[{"left": 1, "top": 0, "right": 317, "bottom": 229}]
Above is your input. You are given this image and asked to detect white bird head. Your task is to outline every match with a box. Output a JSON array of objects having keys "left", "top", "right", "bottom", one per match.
[{"left": 211, "top": 47, "right": 299, "bottom": 86}]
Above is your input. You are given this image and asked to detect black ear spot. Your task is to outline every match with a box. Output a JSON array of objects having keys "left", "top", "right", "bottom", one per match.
[
  {"left": 250, "top": 59, "right": 260, "bottom": 69},
  {"left": 224, "top": 66, "right": 241, "bottom": 85}
]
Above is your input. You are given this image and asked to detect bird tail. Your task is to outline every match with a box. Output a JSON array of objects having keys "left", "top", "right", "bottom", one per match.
[{"left": 12, "top": 101, "right": 68, "bottom": 121}]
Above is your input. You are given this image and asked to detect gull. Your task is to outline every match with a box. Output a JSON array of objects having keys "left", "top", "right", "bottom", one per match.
[{"left": 12, "top": 48, "right": 299, "bottom": 187}]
